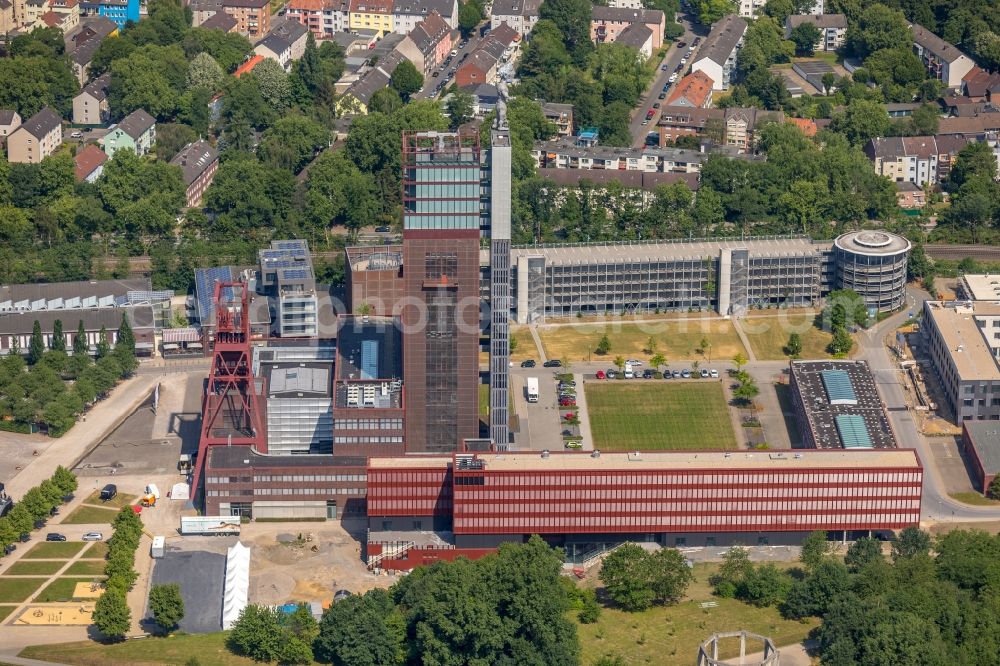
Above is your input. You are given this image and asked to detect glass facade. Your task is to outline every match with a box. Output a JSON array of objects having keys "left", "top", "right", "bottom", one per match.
[{"left": 403, "top": 138, "right": 482, "bottom": 231}]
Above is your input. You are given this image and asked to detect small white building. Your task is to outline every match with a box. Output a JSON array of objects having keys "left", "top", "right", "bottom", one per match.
[{"left": 691, "top": 14, "right": 747, "bottom": 91}]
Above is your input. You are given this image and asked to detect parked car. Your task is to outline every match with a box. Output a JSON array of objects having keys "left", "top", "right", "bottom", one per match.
[
  {"left": 658, "top": 92, "right": 667, "bottom": 99},
  {"left": 82, "top": 532, "right": 103, "bottom": 541},
  {"left": 681, "top": 369, "right": 691, "bottom": 378},
  {"left": 661, "top": 63, "right": 669, "bottom": 71},
  {"left": 520, "top": 359, "right": 536, "bottom": 368},
  {"left": 642, "top": 369, "right": 654, "bottom": 379},
  {"left": 606, "top": 370, "right": 617, "bottom": 379},
  {"left": 33, "top": 519, "right": 46, "bottom": 529},
  {"left": 450, "top": 49, "right": 458, "bottom": 57},
  {"left": 46, "top": 533, "right": 67, "bottom": 542},
  {"left": 543, "top": 360, "right": 562, "bottom": 367},
  {"left": 653, "top": 102, "right": 661, "bottom": 109},
  {"left": 99, "top": 484, "right": 117, "bottom": 501},
  {"left": 627, "top": 359, "right": 643, "bottom": 366},
  {"left": 559, "top": 398, "right": 577, "bottom": 407},
  {"left": 700, "top": 369, "right": 710, "bottom": 378},
  {"left": 70, "top": 131, "right": 83, "bottom": 138},
  {"left": 693, "top": 37, "right": 701, "bottom": 45},
  {"left": 333, "top": 590, "right": 352, "bottom": 603},
  {"left": 645, "top": 109, "right": 655, "bottom": 120},
  {"left": 676, "top": 41, "right": 687, "bottom": 48},
  {"left": 709, "top": 369, "right": 719, "bottom": 378},
  {"left": 18, "top": 532, "right": 29, "bottom": 542},
  {"left": 432, "top": 71, "right": 440, "bottom": 77},
  {"left": 559, "top": 380, "right": 576, "bottom": 387},
  {"left": 375, "top": 225, "right": 391, "bottom": 232},
  {"left": 672, "top": 369, "right": 681, "bottom": 378},
  {"left": 668, "top": 73, "right": 678, "bottom": 83},
  {"left": 595, "top": 370, "right": 606, "bottom": 379}
]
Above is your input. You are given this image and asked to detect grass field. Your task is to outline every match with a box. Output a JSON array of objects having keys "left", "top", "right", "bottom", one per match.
[
  {"left": 82, "top": 491, "right": 136, "bottom": 509},
  {"left": 585, "top": 383, "right": 737, "bottom": 451},
  {"left": 82, "top": 541, "right": 109, "bottom": 559},
  {"left": 34, "top": 577, "right": 104, "bottom": 603},
  {"left": 510, "top": 326, "right": 537, "bottom": 361},
  {"left": 21, "top": 542, "right": 86, "bottom": 559},
  {"left": 949, "top": 492, "right": 1000, "bottom": 506},
  {"left": 577, "top": 562, "right": 818, "bottom": 666},
  {"left": 62, "top": 505, "right": 119, "bottom": 525},
  {"left": 3, "top": 560, "right": 65, "bottom": 576},
  {"left": 740, "top": 312, "right": 836, "bottom": 361},
  {"left": 539, "top": 319, "right": 745, "bottom": 364},
  {"left": 0, "top": 578, "right": 46, "bottom": 603},
  {"left": 63, "top": 560, "right": 107, "bottom": 576},
  {"left": 0, "top": 605, "right": 17, "bottom": 622},
  {"left": 20, "top": 632, "right": 318, "bottom": 666}
]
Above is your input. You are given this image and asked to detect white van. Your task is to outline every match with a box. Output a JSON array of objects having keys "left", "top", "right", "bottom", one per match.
[{"left": 624, "top": 362, "right": 634, "bottom": 379}]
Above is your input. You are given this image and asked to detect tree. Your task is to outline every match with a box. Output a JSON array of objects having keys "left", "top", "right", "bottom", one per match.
[
  {"left": 50, "top": 319, "right": 65, "bottom": 352},
  {"left": 446, "top": 89, "right": 475, "bottom": 129},
  {"left": 828, "top": 326, "right": 854, "bottom": 356},
  {"left": 599, "top": 543, "right": 656, "bottom": 611},
  {"left": 831, "top": 99, "right": 892, "bottom": 145},
  {"left": 149, "top": 583, "right": 185, "bottom": 632},
  {"left": 539, "top": 0, "right": 594, "bottom": 65},
  {"left": 700, "top": 336, "right": 712, "bottom": 361},
  {"left": 28, "top": 320, "right": 44, "bottom": 365},
  {"left": 732, "top": 351, "right": 748, "bottom": 371},
  {"left": 596, "top": 334, "right": 612, "bottom": 355},
  {"left": 790, "top": 22, "right": 821, "bottom": 56},
  {"left": 710, "top": 546, "right": 751, "bottom": 598},
  {"left": 458, "top": 0, "right": 483, "bottom": 37},
  {"left": 786, "top": 332, "right": 802, "bottom": 357},
  {"left": 578, "top": 587, "right": 601, "bottom": 623},
  {"left": 368, "top": 87, "right": 402, "bottom": 115},
  {"left": 800, "top": 530, "right": 833, "bottom": 570},
  {"left": 736, "top": 563, "right": 793, "bottom": 607},
  {"left": 846, "top": 4, "right": 912, "bottom": 58},
  {"left": 649, "top": 353, "right": 665, "bottom": 373},
  {"left": 949, "top": 140, "right": 999, "bottom": 188},
  {"left": 648, "top": 548, "right": 694, "bottom": 605},
  {"left": 695, "top": 0, "right": 736, "bottom": 25},
  {"left": 96, "top": 326, "right": 111, "bottom": 359},
  {"left": 316, "top": 589, "right": 406, "bottom": 666},
  {"left": 186, "top": 52, "right": 224, "bottom": 91},
  {"left": 93, "top": 589, "right": 131, "bottom": 641},
  {"left": 823, "top": 289, "right": 868, "bottom": 331},
  {"left": 154, "top": 123, "right": 198, "bottom": 162},
  {"left": 252, "top": 58, "right": 291, "bottom": 110},
  {"left": 891, "top": 526, "right": 931, "bottom": 561},
  {"left": 646, "top": 336, "right": 657, "bottom": 354},
  {"left": 227, "top": 605, "right": 286, "bottom": 662},
  {"left": 613, "top": 355, "right": 625, "bottom": 372},
  {"left": 988, "top": 475, "right": 1000, "bottom": 500},
  {"left": 258, "top": 114, "right": 331, "bottom": 173},
  {"left": 390, "top": 60, "right": 423, "bottom": 101},
  {"left": 845, "top": 537, "right": 884, "bottom": 572},
  {"left": 821, "top": 71, "right": 837, "bottom": 95},
  {"left": 782, "top": 559, "right": 851, "bottom": 619}
]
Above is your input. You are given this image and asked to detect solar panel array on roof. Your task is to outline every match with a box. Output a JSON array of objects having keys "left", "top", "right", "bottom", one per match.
[
  {"left": 821, "top": 370, "right": 857, "bottom": 405},
  {"left": 194, "top": 266, "right": 234, "bottom": 322},
  {"left": 281, "top": 269, "right": 310, "bottom": 280},
  {"left": 835, "top": 414, "right": 873, "bottom": 448}
]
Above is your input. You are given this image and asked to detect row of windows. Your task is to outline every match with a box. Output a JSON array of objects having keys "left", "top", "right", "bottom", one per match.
[
  {"left": 207, "top": 476, "right": 252, "bottom": 484},
  {"left": 450, "top": 472, "right": 921, "bottom": 486},
  {"left": 252, "top": 487, "right": 364, "bottom": 495},
  {"left": 334, "top": 436, "right": 403, "bottom": 443},
  {"left": 452, "top": 512, "right": 920, "bottom": 530},
  {"left": 336, "top": 419, "right": 403, "bottom": 430},
  {"left": 453, "top": 499, "right": 922, "bottom": 513},
  {"left": 253, "top": 475, "right": 365, "bottom": 482},
  {"left": 448, "top": 486, "right": 921, "bottom": 500}
]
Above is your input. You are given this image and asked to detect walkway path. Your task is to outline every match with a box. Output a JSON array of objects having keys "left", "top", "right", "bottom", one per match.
[
  {"left": 6, "top": 374, "right": 159, "bottom": 498},
  {"left": 730, "top": 318, "right": 758, "bottom": 362},
  {"left": 529, "top": 325, "right": 547, "bottom": 362},
  {"left": 572, "top": 374, "right": 594, "bottom": 452}
]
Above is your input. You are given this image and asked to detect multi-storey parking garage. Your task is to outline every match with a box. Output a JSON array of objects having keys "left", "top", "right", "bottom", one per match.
[
  {"left": 508, "top": 232, "right": 909, "bottom": 322},
  {"left": 833, "top": 231, "right": 911, "bottom": 312}
]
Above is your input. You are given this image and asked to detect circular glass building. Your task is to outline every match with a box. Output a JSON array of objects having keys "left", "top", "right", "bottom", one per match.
[{"left": 833, "top": 231, "right": 911, "bottom": 312}]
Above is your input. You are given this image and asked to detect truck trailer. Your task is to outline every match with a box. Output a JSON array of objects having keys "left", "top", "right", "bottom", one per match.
[{"left": 180, "top": 516, "right": 241, "bottom": 536}]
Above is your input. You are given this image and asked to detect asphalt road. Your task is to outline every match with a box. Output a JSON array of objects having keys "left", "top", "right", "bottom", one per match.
[
  {"left": 628, "top": 8, "right": 709, "bottom": 147},
  {"left": 412, "top": 29, "right": 487, "bottom": 101}
]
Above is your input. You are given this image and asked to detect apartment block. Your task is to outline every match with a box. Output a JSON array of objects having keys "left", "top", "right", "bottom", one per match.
[{"left": 6, "top": 107, "right": 62, "bottom": 164}]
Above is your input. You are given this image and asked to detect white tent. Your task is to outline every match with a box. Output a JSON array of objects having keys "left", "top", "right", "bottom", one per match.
[
  {"left": 170, "top": 483, "right": 190, "bottom": 501},
  {"left": 221, "top": 541, "right": 251, "bottom": 630}
]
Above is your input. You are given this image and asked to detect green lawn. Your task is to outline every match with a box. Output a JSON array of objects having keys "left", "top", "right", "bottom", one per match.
[
  {"left": 585, "top": 383, "right": 738, "bottom": 451},
  {"left": 83, "top": 541, "right": 110, "bottom": 560},
  {"left": 63, "top": 560, "right": 107, "bottom": 576},
  {"left": 739, "top": 311, "right": 837, "bottom": 361},
  {"left": 510, "top": 326, "right": 537, "bottom": 362},
  {"left": 577, "top": 563, "right": 818, "bottom": 666},
  {"left": 949, "top": 492, "right": 1000, "bottom": 507},
  {"left": 539, "top": 319, "right": 746, "bottom": 364},
  {"left": 0, "top": 578, "right": 46, "bottom": 603},
  {"left": 21, "top": 541, "right": 86, "bottom": 559},
  {"left": 0, "top": 605, "right": 18, "bottom": 623},
  {"left": 21, "top": 632, "right": 323, "bottom": 666},
  {"left": 34, "top": 577, "right": 104, "bottom": 603},
  {"left": 61, "top": 505, "right": 120, "bottom": 525},
  {"left": 82, "top": 491, "right": 136, "bottom": 509},
  {"left": 3, "top": 560, "right": 65, "bottom": 576}
]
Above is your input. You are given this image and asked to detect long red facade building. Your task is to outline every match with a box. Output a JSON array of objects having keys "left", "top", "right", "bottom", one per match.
[{"left": 367, "top": 449, "right": 923, "bottom": 550}]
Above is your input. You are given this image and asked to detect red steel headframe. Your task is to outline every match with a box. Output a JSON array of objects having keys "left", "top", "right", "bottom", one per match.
[{"left": 190, "top": 281, "right": 267, "bottom": 505}]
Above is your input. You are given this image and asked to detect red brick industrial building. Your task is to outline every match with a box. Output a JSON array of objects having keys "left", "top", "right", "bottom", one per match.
[{"left": 366, "top": 448, "right": 923, "bottom": 565}]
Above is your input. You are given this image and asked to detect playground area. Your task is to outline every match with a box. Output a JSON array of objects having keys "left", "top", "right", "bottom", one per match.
[{"left": 13, "top": 602, "right": 96, "bottom": 626}]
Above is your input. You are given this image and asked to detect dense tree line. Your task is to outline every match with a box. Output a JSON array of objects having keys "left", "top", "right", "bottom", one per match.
[
  {"left": 93, "top": 507, "right": 145, "bottom": 640},
  {"left": 706, "top": 529, "right": 1000, "bottom": 666},
  {"left": 227, "top": 537, "right": 579, "bottom": 666},
  {"left": 0, "top": 466, "right": 77, "bottom": 552},
  {"left": 0, "top": 314, "right": 136, "bottom": 436}
]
